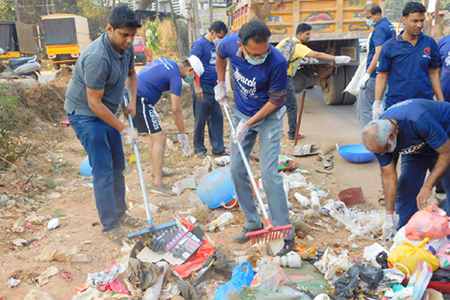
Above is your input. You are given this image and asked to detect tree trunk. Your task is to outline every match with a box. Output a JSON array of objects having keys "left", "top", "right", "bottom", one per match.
[
  {"left": 112, "top": 0, "right": 115, "bottom": 9},
  {"left": 169, "top": 0, "right": 184, "bottom": 57}
]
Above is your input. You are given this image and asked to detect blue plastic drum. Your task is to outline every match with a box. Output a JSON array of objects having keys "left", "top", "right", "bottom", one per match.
[
  {"left": 79, "top": 156, "right": 93, "bottom": 178},
  {"left": 197, "top": 167, "right": 236, "bottom": 209}
]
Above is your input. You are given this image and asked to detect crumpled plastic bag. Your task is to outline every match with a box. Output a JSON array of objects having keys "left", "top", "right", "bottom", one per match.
[
  {"left": 405, "top": 204, "right": 450, "bottom": 240},
  {"left": 344, "top": 57, "right": 367, "bottom": 97},
  {"left": 278, "top": 155, "right": 300, "bottom": 171},
  {"left": 87, "top": 261, "right": 129, "bottom": 295},
  {"left": 172, "top": 239, "right": 215, "bottom": 278},
  {"left": 329, "top": 208, "right": 384, "bottom": 241},
  {"left": 314, "top": 248, "right": 353, "bottom": 281},
  {"left": 215, "top": 262, "right": 254, "bottom": 300},
  {"left": 251, "top": 263, "right": 286, "bottom": 291},
  {"left": 388, "top": 238, "right": 439, "bottom": 275}
]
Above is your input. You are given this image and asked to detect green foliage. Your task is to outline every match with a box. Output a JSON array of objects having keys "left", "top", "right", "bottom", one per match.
[
  {"left": 0, "top": 0, "right": 15, "bottom": 20},
  {"left": 42, "top": 176, "right": 56, "bottom": 189},
  {"left": 0, "top": 84, "right": 31, "bottom": 163},
  {"left": 52, "top": 209, "right": 66, "bottom": 218},
  {"left": 146, "top": 21, "right": 161, "bottom": 56},
  {"left": 77, "top": 0, "right": 110, "bottom": 40}
]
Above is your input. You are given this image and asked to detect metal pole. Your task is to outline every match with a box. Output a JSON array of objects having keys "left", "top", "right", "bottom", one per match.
[
  {"left": 209, "top": 0, "right": 213, "bottom": 27},
  {"left": 14, "top": 0, "right": 21, "bottom": 21}
]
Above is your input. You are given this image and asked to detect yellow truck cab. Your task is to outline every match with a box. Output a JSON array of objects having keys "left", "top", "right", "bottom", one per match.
[
  {"left": 41, "top": 14, "right": 90, "bottom": 70},
  {"left": 231, "top": 0, "right": 382, "bottom": 105},
  {"left": 0, "top": 21, "right": 39, "bottom": 63}
]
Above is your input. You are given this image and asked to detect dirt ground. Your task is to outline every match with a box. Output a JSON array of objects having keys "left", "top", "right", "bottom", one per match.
[{"left": 0, "top": 76, "right": 386, "bottom": 299}]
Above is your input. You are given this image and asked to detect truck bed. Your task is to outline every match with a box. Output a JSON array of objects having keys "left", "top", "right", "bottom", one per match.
[{"left": 231, "top": 0, "right": 381, "bottom": 43}]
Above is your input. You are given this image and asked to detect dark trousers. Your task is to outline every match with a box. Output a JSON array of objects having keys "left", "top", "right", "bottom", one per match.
[
  {"left": 285, "top": 76, "right": 298, "bottom": 138},
  {"left": 191, "top": 82, "right": 225, "bottom": 155},
  {"left": 396, "top": 151, "right": 450, "bottom": 229}
]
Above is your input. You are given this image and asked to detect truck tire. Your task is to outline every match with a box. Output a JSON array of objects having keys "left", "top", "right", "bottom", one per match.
[
  {"left": 341, "top": 65, "right": 358, "bottom": 105},
  {"left": 53, "top": 63, "right": 60, "bottom": 71},
  {"left": 321, "top": 66, "right": 345, "bottom": 105}
]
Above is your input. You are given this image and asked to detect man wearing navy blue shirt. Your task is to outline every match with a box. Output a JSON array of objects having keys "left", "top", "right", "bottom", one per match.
[
  {"left": 215, "top": 19, "right": 295, "bottom": 256},
  {"left": 362, "top": 99, "right": 450, "bottom": 242},
  {"left": 438, "top": 35, "right": 450, "bottom": 101},
  {"left": 357, "top": 3, "right": 395, "bottom": 128},
  {"left": 190, "top": 21, "right": 228, "bottom": 158},
  {"left": 133, "top": 56, "right": 203, "bottom": 195},
  {"left": 374, "top": 2, "right": 444, "bottom": 119}
]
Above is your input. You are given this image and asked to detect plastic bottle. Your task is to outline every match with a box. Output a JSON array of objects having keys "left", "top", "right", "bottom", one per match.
[
  {"left": 208, "top": 212, "right": 233, "bottom": 232},
  {"left": 311, "top": 191, "right": 321, "bottom": 212},
  {"left": 294, "top": 192, "right": 311, "bottom": 208},
  {"left": 258, "top": 252, "right": 302, "bottom": 268}
]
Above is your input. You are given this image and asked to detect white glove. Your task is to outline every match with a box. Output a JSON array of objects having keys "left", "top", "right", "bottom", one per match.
[
  {"left": 214, "top": 81, "right": 229, "bottom": 107},
  {"left": 359, "top": 73, "right": 371, "bottom": 90},
  {"left": 381, "top": 213, "right": 397, "bottom": 243},
  {"left": 335, "top": 56, "right": 351, "bottom": 64},
  {"left": 232, "top": 120, "right": 250, "bottom": 144},
  {"left": 121, "top": 127, "right": 140, "bottom": 148},
  {"left": 177, "top": 133, "right": 191, "bottom": 156},
  {"left": 372, "top": 100, "right": 384, "bottom": 120}
]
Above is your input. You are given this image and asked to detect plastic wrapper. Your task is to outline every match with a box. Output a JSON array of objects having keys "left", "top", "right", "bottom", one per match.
[
  {"left": 329, "top": 208, "right": 384, "bottom": 241},
  {"left": 405, "top": 204, "right": 450, "bottom": 240}
]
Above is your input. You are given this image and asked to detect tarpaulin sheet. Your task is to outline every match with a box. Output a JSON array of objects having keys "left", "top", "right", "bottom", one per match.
[
  {"left": 43, "top": 18, "right": 77, "bottom": 45},
  {"left": 0, "top": 22, "right": 18, "bottom": 51}
]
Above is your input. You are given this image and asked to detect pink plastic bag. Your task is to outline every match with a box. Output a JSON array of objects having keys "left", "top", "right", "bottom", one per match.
[{"left": 405, "top": 204, "right": 450, "bottom": 240}]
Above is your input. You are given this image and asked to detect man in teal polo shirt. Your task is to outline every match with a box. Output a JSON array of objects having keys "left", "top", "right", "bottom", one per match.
[{"left": 373, "top": 1, "right": 443, "bottom": 119}]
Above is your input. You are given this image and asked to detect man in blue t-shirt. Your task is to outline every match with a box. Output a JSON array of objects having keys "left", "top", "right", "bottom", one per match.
[
  {"left": 374, "top": 2, "right": 444, "bottom": 119},
  {"left": 133, "top": 56, "right": 203, "bottom": 196},
  {"left": 362, "top": 99, "right": 450, "bottom": 242},
  {"left": 215, "top": 19, "right": 294, "bottom": 256},
  {"left": 357, "top": 3, "right": 395, "bottom": 128},
  {"left": 438, "top": 35, "right": 450, "bottom": 101},
  {"left": 64, "top": 7, "right": 141, "bottom": 244},
  {"left": 190, "top": 21, "right": 228, "bottom": 158}
]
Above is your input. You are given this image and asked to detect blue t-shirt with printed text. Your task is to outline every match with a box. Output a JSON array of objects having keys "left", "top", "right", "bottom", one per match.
[
  {"left": 438, "top": 35, "right": 450, "bottom": 102},
  {"left": 137, "top": 57, "right": 182, "bottom": 105},
  {"left": 366, "top": 17, "right": 395, "bottom": 78},
  {"left": 375, "top": 99, "right": 450, "bottom": 167},
  {"left": 377, "top": 33, "right": 441, "bottom": 109},
  {"left": 190, "top": 36, "right": 217, "bottom": 85},
  {"left": 217, "top": 34, "right": 287, "bottom": 116}
]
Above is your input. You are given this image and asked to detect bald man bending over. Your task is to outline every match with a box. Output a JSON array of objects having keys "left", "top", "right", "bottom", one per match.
[{"left": 362, "top": 99, "right": 450, "bottom": 242}]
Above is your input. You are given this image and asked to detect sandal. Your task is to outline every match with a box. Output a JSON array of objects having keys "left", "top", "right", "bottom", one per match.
[
  {"left": 102, "top": 227, "right": 128, "bottom": 245},
  {"left": 378, "top": 194, "right": 385, "bottom": 206},
  {"left": 119, "top": 214, "right": 143, "bottom": 227}
]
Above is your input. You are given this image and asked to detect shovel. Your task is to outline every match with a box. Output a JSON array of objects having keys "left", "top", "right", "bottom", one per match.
[{"left": 223, "top": 106, "right": 291, "bottom": 245}]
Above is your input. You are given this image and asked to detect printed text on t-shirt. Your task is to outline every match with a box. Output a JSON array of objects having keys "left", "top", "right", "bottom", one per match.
[{"left": 234, "top": 68, "right": 256, "bottom": 97}]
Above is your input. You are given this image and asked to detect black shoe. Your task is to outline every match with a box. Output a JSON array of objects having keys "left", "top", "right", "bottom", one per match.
[
  {"left": 214, "top": 150, "right": 229, "bottom": 156},
  {"left": 233, "top": 224, "right": 263, "bottom": 243},
  {"left": 288, "top": 134, "right": 305, "bottom": 141},
  {"left": 195, "top": 152, "right": 206, "bottom": 158},
  {"left": 268, "top": 239, "right": 296, "bottom": 256}
]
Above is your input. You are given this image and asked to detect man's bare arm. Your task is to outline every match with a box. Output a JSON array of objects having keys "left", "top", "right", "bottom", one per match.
[
  {"left": 430, "top": 68, "right": 444, "bottom": 101},
  {"left": 417, "top": 140, "right": 450, "bottom": 208},
  {"left": 366, "top": 46, "right": 382, "bottom": 75},
  {"left": 375, "top": 73, "right": 388, "bottom": 101},
  {"left": 380, "top": 161, "right": 398, "bottom": 212},
  {"left": 171, "top": 93, "right": 185, "bottom": 134}
]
